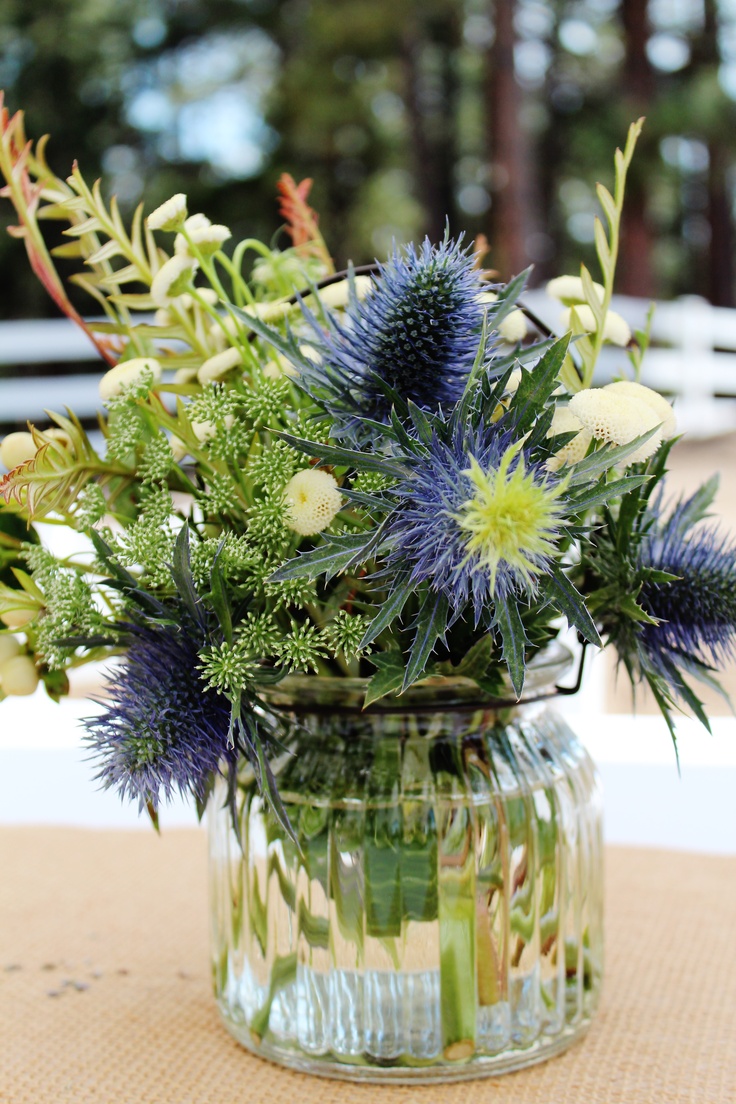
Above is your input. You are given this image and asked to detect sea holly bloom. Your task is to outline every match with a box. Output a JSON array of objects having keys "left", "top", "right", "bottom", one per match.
[
  {"left": 85, "top": 622, "right": 235, "bottom": 812},
  {"left": 638, "top": 493, "right": 736, "bottom": 676},
  {"left": 383, "top": 429, "right": 567, "bottom": 614},
  {"left": 278, "top": 236, "right": 497, "bottom": 441},
  {"left": 455, "top": 444, "right": 567, "bottom": 595}
]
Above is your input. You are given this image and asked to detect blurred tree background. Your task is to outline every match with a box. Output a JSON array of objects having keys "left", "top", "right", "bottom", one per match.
[{"left": 1, "top": 0, "right": 736, "bottom": 319}]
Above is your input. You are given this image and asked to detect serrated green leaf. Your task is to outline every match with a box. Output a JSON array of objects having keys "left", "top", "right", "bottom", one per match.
[
  {"left": 276, "top": 431, "right": 409, "bottom": 479},
  {"left": 493, "top": 596, "right": 527, "bottom": 697},
  {"left": 544, "top": 565, "right": 601, "bottom": 646},
  {"left": 403, "top": 590, "right": 449, "bottom": 690},
  {"left": 364, "top": 652, "right": 406, "bottom": 706},
  {"left": 567, "top": 473, "right": 651, "bottom": 513},
  {"left": 361, "top": 574, "right": 413, "bottom": 647}
]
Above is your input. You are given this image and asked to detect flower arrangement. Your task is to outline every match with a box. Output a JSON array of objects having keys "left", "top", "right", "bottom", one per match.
[{"left": 0, "top": 105, "right": 734, "bottom": 838}]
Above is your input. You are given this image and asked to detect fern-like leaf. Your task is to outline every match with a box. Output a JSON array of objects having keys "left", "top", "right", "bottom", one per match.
[{"left": 0, "top": 411, "right": 130, "bottom": 519}]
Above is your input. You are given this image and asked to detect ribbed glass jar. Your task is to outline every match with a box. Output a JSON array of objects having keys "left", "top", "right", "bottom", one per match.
[{"left": 208, "top": 646, "right": 603, "bottom": 1082}]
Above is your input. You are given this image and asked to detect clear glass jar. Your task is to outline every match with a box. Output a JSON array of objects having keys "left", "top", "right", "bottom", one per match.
[{"left": 208, "top": 645, "right": 603, "bottom": 1083}]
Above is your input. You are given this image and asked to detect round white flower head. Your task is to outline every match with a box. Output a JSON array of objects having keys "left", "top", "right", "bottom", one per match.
[
  {"left": 283, "top": 468, "right": 343, "bottom": 536},
  {"left": 151, "top": 255, "right": 199, "bottom": 307},
  {"left": 241, "top": 299, "right": 292, "bottom": 325},
  {"left": 173, "top": 367, "right": 199, "bottom": 385},
  {"left": 170, "top": 435, "right": 189, "bottom": 463},
  {"left": 546, "top": 405, "right": 593, "bottom": 471},
  {"left": 0, "top": 635, "right": 21, "bottom": 664},
  {"left": 499, "top": 308, "right": 527, "bottom": 344},
  {"left": 560, "top": 305, "right": 631, "bottom": 347},
  {"left": 311, "top": 274, "right": 373, "bottom": 311},
  {"left": 99, "top": 357, "right": 163, "bottom": 402},
  {"left": 568, "top": 388, "right": 662, "bottom": 464},
  {"left": 263, "top": 353, "right": 299, "bottom": 381},
  {"left": 546, "top": 275, "right": 605, "bottom": 305},
  {"left": 604, "top": 380, "right": 677, "bottom": 439},
  {"left": 478, "top": 291, "right": 527, "bottom": 343},
  {"left": 0, "top": 431, "right": 36, "bottom": 470},
  {"left": 41, "top": 427, "right": 71, "bottom": 448},
  {"left": 154, "top": 308, "right": 174, "bottom": 327},
  {"left": 197, "top": 347, "right": 243, "bottom": 385},
  {"left": 506, "top": 367, "right": 523, "bottom": 395},
  {"left": 193, "top": 415, "right": 235, "bottom": 443},
  {"left": 0, "top": 654, "right": 39, "bottom": 696},
  {"left": 146, "top": 193, "right": 188, "bottom": 232},
  {"left": 0, "top": 607, "right": 36, "bottom": 630}
]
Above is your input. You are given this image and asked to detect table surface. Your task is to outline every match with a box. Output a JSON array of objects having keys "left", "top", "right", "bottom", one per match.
[{"left": 1, "top": 829, "right": 735, "bottom": 1104}]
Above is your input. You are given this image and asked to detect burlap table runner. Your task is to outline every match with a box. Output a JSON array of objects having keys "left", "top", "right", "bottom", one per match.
[{"left": 1, "top": 828, "right": 734, "bottom": 1104}]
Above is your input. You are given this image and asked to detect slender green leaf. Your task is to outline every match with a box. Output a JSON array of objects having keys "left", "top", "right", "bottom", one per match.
[
  {"left": 361, "top": 574, "right": 413, "bottom": 647},
  {"left": 544, "top": 566, "right": 601, "bottom": 646},
  {"left": 276, "top": 432, "right": 409, "bottom": 479},
  {"left": 364, "top": 652, "right": 406, "bottom": 706},
  {"left": 403, "top": 590, "right": 449, "bottom": 690},
  {"left": 493, "top": 596, "right": 527, "bottom": 698},
  {"left": 567, "top": 474, "right": 651, "bottom": 513}
]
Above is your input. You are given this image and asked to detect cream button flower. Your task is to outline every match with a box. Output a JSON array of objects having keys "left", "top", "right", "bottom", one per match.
[
  {"left": 546, "top": 275, "right": 605, "bottom": 305},
  {"left": 546, "top": 405, "right": 593, "bottom": 471},
  {"left": 151, "top": 255, "right": 199, "bottom": 307},
  {"left": 193, "top": 415, "right": 235, "bottom": 443},
  {"left": 0, "top": 654, "right": 39, "bottom": 696},
  {"left": 283, "top": 469, "right": 343, "bottom": 536},
  {"left": 603, "top": 380, "right": 677, "bottom": 439},
  {"left": 311, "top": 274, "right": 373, "bottom": 310},
  {"left": 0, "top": 635, "right": 21, "bottom": 664},
  {"left": 197, "top": 348, "right": 243, "bottom": 385},
  {"left": 560, "top": 305, "right": 631, "bottom": 346},
  {"left": 568, "top": 388, "right": 662, "bottom": 464},
  {"left": 146, "top": 193, "right": 188, "bottom": 232},
  {"left": 99, "top": 357, "right": 162, "bottom": 401},
  {"left": 173, "top": 367, "right": 199, "bottom": 385},
  {"left": 263, "top": 354, "right": 298, "bottom": 380},
  {"left": 0, "top": 607, "right": 36, "bottom": 629},
  {"left": 0, "top": 431, "right": 37, "bottom": 470},
  {"left": 478, "top": 291, "right": 528, "bottom": 344}
]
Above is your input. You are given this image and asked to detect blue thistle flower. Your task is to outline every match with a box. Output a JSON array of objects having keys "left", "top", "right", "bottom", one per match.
[
  {"left": 383, "top": 422, "right": 567, "bottom": 623},
  {"left": 638, "top": 499, "right": 736, "bottom": 676},
  {"left": 298, "top": 236, "right": 492, "bottom": 439},
  {"left": 84, "top": 623, "right": 234, "bottom": 812}
]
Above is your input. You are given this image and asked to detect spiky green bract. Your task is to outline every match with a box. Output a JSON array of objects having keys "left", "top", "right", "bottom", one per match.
[{"left": 273, "top": 339, "right": 608, "bottom": 698}]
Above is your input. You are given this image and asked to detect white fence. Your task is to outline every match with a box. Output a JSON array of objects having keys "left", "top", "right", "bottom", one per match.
[{"left": 2, "top": 294, "right": 736, "bottom": 434}]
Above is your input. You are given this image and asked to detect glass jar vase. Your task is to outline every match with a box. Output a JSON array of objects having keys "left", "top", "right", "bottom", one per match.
[{"left": 208, "top": 645, "right": 603, "bottom": 1083}]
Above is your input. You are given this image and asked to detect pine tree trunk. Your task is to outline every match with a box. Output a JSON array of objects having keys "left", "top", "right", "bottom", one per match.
[
  {"left": 484, "top": 0, "right": 536, "bottom": 280},
  {"left": 618, "top": 0, "right": 656, "bottom": 298}
]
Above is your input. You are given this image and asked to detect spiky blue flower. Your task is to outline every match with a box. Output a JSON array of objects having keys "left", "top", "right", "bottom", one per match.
[
  {"left": 638, "top": 498, "right": 736, "bottom": 676},
  {"left": 383, "top": 423, "right": 566, "bottom": 623},
  {"left": 297, "top": 237, "right": 493, "bottom": 439},
  {"left": 84, "top": 623, "right": 234, "bottom": 812}
]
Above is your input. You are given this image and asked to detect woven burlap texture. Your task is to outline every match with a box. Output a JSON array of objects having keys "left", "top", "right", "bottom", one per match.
[{"left": 1, "top": 828, "right": 734, "bottom": 1104}]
